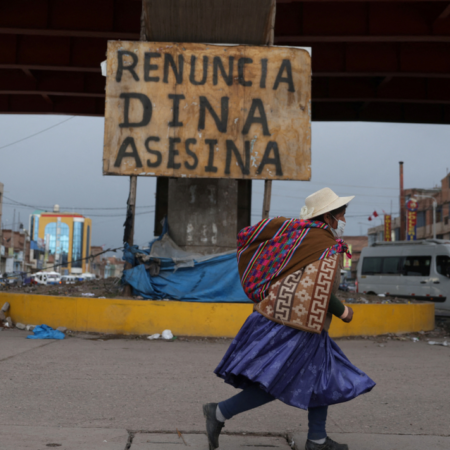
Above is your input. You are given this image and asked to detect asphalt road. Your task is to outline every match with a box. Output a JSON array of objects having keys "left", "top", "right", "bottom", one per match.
[{"left": 1, "top": 329, "right": 449, "bottom": 449}]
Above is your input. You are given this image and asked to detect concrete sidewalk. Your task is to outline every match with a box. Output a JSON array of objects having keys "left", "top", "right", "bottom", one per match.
[{"left": 1, "top": 329, "right": 449, "bottom": 449}]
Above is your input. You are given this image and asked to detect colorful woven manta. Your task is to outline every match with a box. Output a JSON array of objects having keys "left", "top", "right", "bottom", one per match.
[{"left": 237, "top": 218, "right": 351, "bottom": 303}]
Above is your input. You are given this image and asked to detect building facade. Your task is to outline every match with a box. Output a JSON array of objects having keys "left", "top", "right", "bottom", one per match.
[
  {"left": 341, "top": 235, "right": 368, "bottom": 280},
  {"left": 29, "top": 206, "right": 92, "bottom": 274},
  {"left": 368, "top": 173, "right": 450, "bottom": 244},
  {"left": 1, "top": 229, "right": 30, "bottom": 274},
  {"left": 91, "top": 247, "right": 124, "bottom": 279},
  {"left": 0, "top": 181, "right": 3, "bottom": 273}
]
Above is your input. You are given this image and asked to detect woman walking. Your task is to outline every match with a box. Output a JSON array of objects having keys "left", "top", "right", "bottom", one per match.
[{"left": 203, "top": 188, "right": 375, "bottom": 450}]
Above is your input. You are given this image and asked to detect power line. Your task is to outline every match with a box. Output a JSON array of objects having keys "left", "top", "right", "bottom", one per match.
[
  {"left": 3, "top": 196, "right": 155, "bottom": 212},
  {"left": 254, "top": 191, "right": 399, "bottom": 200},
  {"left": 255, "top": 180, "right": 399, "bottom": 191},
  {"left": 87, "top": 210, "right": 155, "bottom": 218},
  {"left": 1, "top": 245, "right": 124, "bottom": 279},
  {"left": 0, "top": 116, "right": 75, "bottom": 150},
  {"left": 2, "top": 204, "right": 154, "bottom": 219}
]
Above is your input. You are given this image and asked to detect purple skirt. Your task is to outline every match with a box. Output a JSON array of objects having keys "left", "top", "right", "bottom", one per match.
[{"left": 215, "top": 312, "right": 375, "bottom": 410}]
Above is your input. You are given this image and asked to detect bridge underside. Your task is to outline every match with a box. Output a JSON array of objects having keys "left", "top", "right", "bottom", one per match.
[{"left": 1, "top": 0, "right": 450, "bottom": 124}]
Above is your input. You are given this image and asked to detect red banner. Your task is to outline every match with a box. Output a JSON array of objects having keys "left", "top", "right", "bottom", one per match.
[
  {"left": 384, "top": 215, "right": 392, "bottom": 241},
  {"left": 407, "top": 210, "right": 417, "bottom": 240},
  {"left": 406, "top": 198, "right": 418, "bottom": 241}
]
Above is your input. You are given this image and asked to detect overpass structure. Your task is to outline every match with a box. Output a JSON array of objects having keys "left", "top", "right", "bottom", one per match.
[
  {"left": 1, "top": 0, "right": 447, "bottom": 253},
  {"left": 1, "top": 0, "right": 450, "bottom": 124}
]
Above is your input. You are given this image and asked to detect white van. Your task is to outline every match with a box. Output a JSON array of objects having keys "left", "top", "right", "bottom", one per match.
[
  {"left": 80, "top": 273, "right": 96, "bottom": 281},
  {"left": 33, "top": 272, "right": 48, "bottom": 285},
  {"left": 46, "top": 272, "right": 62, "bottom": 285},
  {"left": 357, "top": 240, "right": 450, "bottom": 310},
  {"left": 61, "top": 275, "right": 77, "bottom": 284}
]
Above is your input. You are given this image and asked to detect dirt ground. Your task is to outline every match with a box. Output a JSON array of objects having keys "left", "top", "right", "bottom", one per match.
[
  {"left": 0, "top": 278, "right": 125, "bottom": 298},
  {"left": 336, "top": 290, "right": 423, "bottom": 304}
]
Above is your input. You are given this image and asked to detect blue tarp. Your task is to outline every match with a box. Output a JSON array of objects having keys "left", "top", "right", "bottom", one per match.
[
  {"left": 27, "top": 324, "right": 65, "bottom": 340},
  {"left": 122, "top": 225, "right": 251, "bottom": 303}
]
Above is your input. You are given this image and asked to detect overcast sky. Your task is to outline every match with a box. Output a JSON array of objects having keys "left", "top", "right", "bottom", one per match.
[{"left": 1, "top": 114, "right": 448, "bottom": 250}]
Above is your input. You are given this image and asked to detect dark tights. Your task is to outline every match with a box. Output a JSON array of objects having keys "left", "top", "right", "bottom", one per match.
[{"left": 218, "top": 385, "right": 328, "bottom": 440}]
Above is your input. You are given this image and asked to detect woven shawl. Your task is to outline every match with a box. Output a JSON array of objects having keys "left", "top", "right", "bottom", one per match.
[
  {"left": 237, "top": 217, "right": 351, "bottom": 333},
  {"left": 237, "top": 217, "right": 351, "bottom": 304}
]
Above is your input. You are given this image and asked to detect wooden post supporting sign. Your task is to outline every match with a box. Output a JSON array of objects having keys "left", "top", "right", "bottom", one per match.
[{"left": 122, "top": 7, "right": 146, "bottom": 296}]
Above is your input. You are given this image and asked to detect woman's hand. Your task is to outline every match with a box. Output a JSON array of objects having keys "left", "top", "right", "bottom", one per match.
[{"left": 340, "top": 305, "right": 354, "bottom": 323}]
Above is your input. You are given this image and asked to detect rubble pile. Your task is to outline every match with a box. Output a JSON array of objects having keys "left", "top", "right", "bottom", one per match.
[
  {"left": 336, "top": 291, "right": 422, "bottom": 304},
  {"left": 0, "top": 278, "right": 124, "bottom": 299}
]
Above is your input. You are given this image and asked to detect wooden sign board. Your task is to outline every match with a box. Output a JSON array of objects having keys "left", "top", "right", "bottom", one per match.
[{"left": 103, "top": 41, "right": 311, "bottom": 180}]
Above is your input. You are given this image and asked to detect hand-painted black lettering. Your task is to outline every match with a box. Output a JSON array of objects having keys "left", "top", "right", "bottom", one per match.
[
  {"left": 144, "top": 52, "right": 161, "bottom": 82},
  {"left": 198, "top": 96, "right": 229, "bottom": 133},
  {"left": 273, "top": 59, "right": 295, "bottom": 92},
  {"left": 184, "top": 138, "right": 198, "bottom": 170},
  {"left": 256, "top": 141, "right": 283, "bottom": 176},
  {"left": 190, "top": 55, "right": 208, "bottom": 85},
  {"left": 168, "top": 94, "right": 185, "bottom": 127},
  {"left": 204, "top": 139, "right": 218, "bottom": 173},
  {"left": 168, "top": 137, "right": 181, "bottom": 170},
  {"left": 163, "top": 53, "right": 184, "bottom": 84},
  {"left": 242, "top": 99, "right": 270, "bottom": 136},
  {"left": 114, "top": 137, "right": 143, "bottom": 168},
  {"left": 116, "top": 51, "right": 139, "bottom": 82},
  {"left": 145, "top": 136, "right": 162, "bottom": 168},
  {"left": 238, "top": 57, "right": 253, "bottom": 87},
  {"left": 119, "top": 93, "right": 152, "bottom": 128},
  {"left": 213, "top": 56, "right": 234, "bottom": 86},
  {"left": 225, "top": 140, "right": 250, "bottom": 175},
  {"left": 260, "top": 59, "right": 268, "bottom": 88}
]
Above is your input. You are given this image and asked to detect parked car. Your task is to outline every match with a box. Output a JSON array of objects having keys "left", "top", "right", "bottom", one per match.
[
  {"left": 357, "top": 239, "right": 450, "bottom": 310},
  {"left": 338, "top": 282, "right": 349, "bottom": 292}
]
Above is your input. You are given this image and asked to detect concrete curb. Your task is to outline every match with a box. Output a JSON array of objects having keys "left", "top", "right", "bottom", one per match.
[
  {"left": 0, "top": 293, "right": 434, "bottom": 337},
  {"left": 289, "top": 431, "right": 450, "bottom": 450}
]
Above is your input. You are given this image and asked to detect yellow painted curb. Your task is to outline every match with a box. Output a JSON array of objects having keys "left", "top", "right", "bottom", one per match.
[{"left": 1, "top": 293, "right": 435, "bottom": 338}]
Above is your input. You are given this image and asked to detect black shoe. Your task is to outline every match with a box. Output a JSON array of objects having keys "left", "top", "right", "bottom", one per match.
[
  {"left": 203, "top": 403, "right": 225, "bottom": 450},
  {"left": 305, "top": 437, "right": 349, "bottom": 450}
]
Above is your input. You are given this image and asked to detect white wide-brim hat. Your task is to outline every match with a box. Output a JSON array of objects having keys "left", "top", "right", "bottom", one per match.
[{"left": 299, "top": 187, "right": 354, "bottom": 220}]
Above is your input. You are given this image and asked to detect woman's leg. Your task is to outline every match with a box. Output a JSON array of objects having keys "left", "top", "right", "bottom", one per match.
[
  {"left": 306, "top": 406, "right": 348, "bottom": 450},
  {"left": 203, "top": 385, "right": 275, "bottom": 450},
  {"left": 218, "top": 384, "right": 276, "bottom": 420},
  {"left": 307, "top": 405, "right": 328, "bottom": 441}
]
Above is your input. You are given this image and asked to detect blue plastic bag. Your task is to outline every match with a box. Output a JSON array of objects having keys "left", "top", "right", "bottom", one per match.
[{"left": 26, "top": 324, "right": 65, "bottom": 340}]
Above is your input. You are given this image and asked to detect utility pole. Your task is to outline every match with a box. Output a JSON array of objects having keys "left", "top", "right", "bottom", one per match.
[
  {"left": 262, "top": 16, "right": 275, "bottom": 220},
  {"left": 122, "top": 6, "right": 146, "bottom": 297},
  {"left": 22, "top": 229, "right": 27, "bottom": 273},
  {"left": 399, "top": 162, "right": 405, "bottom": 241},
  {"left": 54, "top": 217, "right": 61, "bottom": 274},
  {"left": 11, "top": 209, "right": 15, "bottom": 270},
  {"left": 262, "top": 180, "right": 272, "bottom": 220}
]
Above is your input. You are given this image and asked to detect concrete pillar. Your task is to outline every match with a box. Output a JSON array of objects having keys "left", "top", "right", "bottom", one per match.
[
  {"left": 168, "top": 179, "right": 238, "bottom": 254},
  {"left": 144, "top": 0, "right": 276, "bottom": 253}
]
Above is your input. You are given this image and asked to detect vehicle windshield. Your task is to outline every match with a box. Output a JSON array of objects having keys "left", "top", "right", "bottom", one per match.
[{"left": 437, "top": 255, "right": 450, "bottom": 278}]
